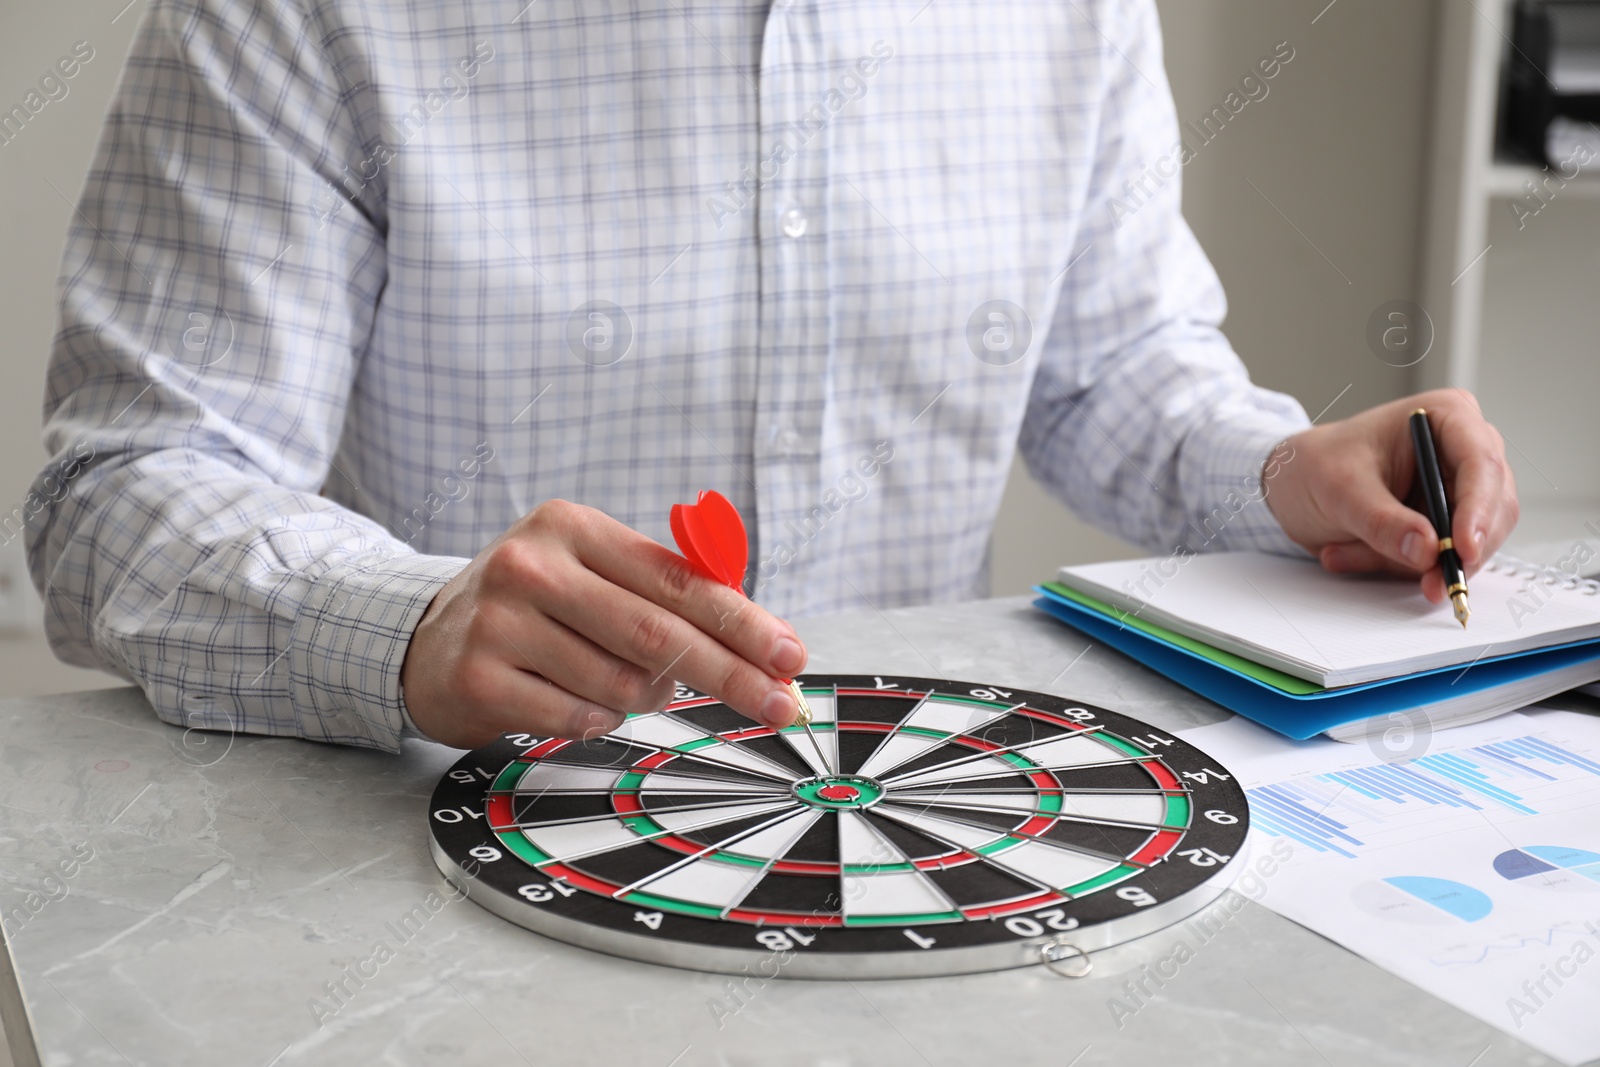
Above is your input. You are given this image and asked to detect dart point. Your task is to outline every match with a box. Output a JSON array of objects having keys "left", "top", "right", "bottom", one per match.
[{"left": 790, "top": 680, "right": 813, "bottom": 726}]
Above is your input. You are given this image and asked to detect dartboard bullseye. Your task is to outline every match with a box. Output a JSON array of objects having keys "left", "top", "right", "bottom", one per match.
[{"left": 428, "top": 675, "right": 1250, "bottom": 979}]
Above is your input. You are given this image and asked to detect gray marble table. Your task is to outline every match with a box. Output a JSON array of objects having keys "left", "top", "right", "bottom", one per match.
[{"left": 0, "top": 596, "right": 1570, "bottom": 1066}]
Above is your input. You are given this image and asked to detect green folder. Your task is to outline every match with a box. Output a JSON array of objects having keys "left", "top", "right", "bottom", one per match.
[{"left": 1038, "top": 581, "right": 1325, "bottom": 696}]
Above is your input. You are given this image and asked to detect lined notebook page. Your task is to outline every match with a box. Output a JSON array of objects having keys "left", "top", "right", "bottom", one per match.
[{"left": 1056, "top": 552, "right": 1600, "bottom": 687}]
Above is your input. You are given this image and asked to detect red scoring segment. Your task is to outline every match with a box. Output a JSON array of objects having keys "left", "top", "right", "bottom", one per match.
[
  {"left": 487, "top": 691, "right": 1192, "bottom": 925},
  {"left": 603, "top": 714, "right": 1181, "bottom": 876}
]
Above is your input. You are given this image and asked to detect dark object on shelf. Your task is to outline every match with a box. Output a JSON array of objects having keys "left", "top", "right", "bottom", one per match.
[{"left": 1506, "top": 0, "right": 1600, "bottom": 167}]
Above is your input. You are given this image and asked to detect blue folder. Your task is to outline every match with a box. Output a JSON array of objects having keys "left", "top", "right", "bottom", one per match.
[{"left": 1032, "top": 584, "right": 1600, "bottom": 740}]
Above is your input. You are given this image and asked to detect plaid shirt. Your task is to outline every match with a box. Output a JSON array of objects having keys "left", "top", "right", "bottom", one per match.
[{"left": 28, "top": 0, "right": 1307, "bottom": 751}]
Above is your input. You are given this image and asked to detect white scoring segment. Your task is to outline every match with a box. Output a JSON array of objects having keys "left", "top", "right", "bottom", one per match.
[
  {"left": 854, "top": 695, "right": 1013, "bottom": 779},
  {"left": 842, "top": 867, "right": 953, "bottom": 918},
  {"left": 895, "top": 792, "right": 1037, "bottom": 813},
  {"left": 637, "top": 772, "right": 785, "bottom": 797},
  {"left": 639, "top": 810, "right": 821, "bottom": 909},
  {"left": 525, "top": 802, "right": 788, "bottom": 863},
  {"left": 838, "top": 813, "right": 954, "bottom": 918},
  {"left": 610, "top": 713, "right": 717, "bottom": 750},
  {"left": 886, "top": 732, "right": 1124, "bottom": 788},
  {"left": 873, "top": 806, "right": 1121, "bottom": 890},
  {"left": 838, "top": 809, "right": 895, "bottom": 866},
  {"left": 891, "top": 791, "right": 1164, "bottom": 831},
  {"left": 638, "top": 851, "right": 770, "bottom": 908},
  {"left": 774, "top": 689, "right": 838, "bottom": 774},
  {"left": 1057, "top": 792, "right": 1167, "bottom": 826},
  {"left": 725, "top": 808, "right": 824, "bottom": 862},
  {"left": 643, "top": 800, "right": 795, "bottom": 835},
  {"left": 512, "top": 762, "right": 624, "bottom": 793},
  {"left": 615, "top": 713, "right": 796, "bottom": 782},
  {"left": 521, "top": 817, "right": 643, "bottom": 862}
]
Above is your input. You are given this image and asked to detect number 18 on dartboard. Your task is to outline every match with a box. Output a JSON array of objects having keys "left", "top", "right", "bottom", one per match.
[{"left": 428, "top": 675, "right": 1249, "bottom": 978}]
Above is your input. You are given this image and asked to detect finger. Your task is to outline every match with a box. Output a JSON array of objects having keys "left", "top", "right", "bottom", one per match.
[
  {"left": 1475, "top": 491, "right": 1518, "bottom": 572},
  {"left": 476, "top": 600, "right": 675, "bottom": 716},
  {"left": 1445, "top": 454, "right": 1507, "bottom": 569},
  {"left": 1320, "top": 541, "right": 1448, "bottom": 603},
  {"left": 1428, "top": 394, "right": 1514, "bottom": 569},
  {"left": 1320, "top": 466, "right": 1438, "bottom": 574},
  {"left": 1318, "top": 542, "right": 1398, "bottom": 574},
  {"left": 1453, "top": 463, "right": 1518, "bottom": 576},
  {"left": 566, "top": 509, "right": 806, "bottom": 677},
  {"left": 452, "top": 658, "right": 626, "bottom": 748},
  {"left": 538, "top": 563, "right": 800, "bottom": 728}
]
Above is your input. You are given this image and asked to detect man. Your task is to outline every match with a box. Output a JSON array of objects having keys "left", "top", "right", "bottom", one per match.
[{"left": 28, "top": 0, "right": 1517, "bottom": 753}]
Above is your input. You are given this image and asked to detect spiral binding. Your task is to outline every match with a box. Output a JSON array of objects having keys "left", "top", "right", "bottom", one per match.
[{"left": 1482, "top": 553, "right": 1600, "bottom": 595}]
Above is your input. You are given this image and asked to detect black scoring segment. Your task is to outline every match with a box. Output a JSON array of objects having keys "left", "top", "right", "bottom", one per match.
[
  {"left": 540, "top": 738, "right": 658, "bottom": 770},
  {"left": 834, "top": 693, "right": 922, "bottom": 727},
  {"left": 729, "top": 734, "right": 814, "bottom": 777},
  {"left": 669, "top": 703, "right": 757, "bottom": 736},
  {"left": 428, "top": 675, "right": 1252, "bottom": 980},
  {"left": 781, "top": 810, "right": 840, "bottom": 864},
  {"left": 889, "top": 768, "right": 1037, "bottom": 793},
  {"left": 860, "top": 810, "right": 960, "bottom": 863},
  {"left": 1038, "top": 819, "right": 1154, "bottom": 859},
  {"left": 923, "top": 861, "right": 1041, "bottom": 908},
  {"left": 1034, "top": 761, "right": 1162, "bottom": 792},
  {"left": 566, "top": 840, "right": 691, "bottom": 889},
  {"left": 875, "top": 741, "right": 983, "bottom": 782},
  {"left": 511, "top": 793, "right": 616, "bottom": 825},
  {"left": 637, "top": 792, "right": 788, "bottom": 818},
  {"left": 738, "top": 870, "right": 842, "bottom": 917},
  {"left": 672, "top": 808, "right": 794, "bottom": 850},
  {"left": 835, "top": 728, "right": 888, "bottom": 776}
]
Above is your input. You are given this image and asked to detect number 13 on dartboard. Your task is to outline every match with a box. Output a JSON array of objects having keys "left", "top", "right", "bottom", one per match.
[{"left": 426, "top": 675, "right": 1250, "bottom": 978}]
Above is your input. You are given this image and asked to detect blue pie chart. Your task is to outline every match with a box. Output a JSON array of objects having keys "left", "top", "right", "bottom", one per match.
[
  {"left": 1494, "top": 846, "right": 1600, "bottom": 889},
  {"left": 1381, "top": 876, "right": 1494, "bottom": 922}
]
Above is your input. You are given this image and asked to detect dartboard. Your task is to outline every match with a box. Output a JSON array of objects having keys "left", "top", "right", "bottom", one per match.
[{"left": 428, "top": 675, "right": 1248, "bottom": 978}]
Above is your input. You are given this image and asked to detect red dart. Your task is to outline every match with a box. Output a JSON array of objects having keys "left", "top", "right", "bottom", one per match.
[
  {"left": 670, "top": 490, "right": 815, "bottom": 727},
  {"left": 670, "top": 490, "right": 747, "bottom": 591}
]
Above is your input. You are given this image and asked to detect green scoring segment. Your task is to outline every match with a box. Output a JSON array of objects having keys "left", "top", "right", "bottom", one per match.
[{"left": 486, "top": 687, "right": 1193, "bottom": 927}]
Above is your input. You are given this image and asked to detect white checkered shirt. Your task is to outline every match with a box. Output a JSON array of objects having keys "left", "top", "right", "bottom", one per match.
[{"left": 28, "top": 0, "right": 1309, "bottom": 751}]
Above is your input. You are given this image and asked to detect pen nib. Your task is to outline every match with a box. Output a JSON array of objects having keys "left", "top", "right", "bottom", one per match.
[{"left": 1451, "top": 591, "right": 1471, "bottom": 628}]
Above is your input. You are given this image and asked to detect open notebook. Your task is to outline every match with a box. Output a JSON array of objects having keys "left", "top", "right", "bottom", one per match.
[{"left": 1054, "top": 552, "right": 1600, "bottom": 688}]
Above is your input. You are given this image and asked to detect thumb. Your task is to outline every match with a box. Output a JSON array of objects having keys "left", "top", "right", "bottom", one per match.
[{"left": 1324, "top": 469, "right": 1438, "bottom": 574}]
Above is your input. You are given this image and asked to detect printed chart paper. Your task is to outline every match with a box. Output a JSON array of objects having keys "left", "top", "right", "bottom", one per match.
[{"left": 1179, "top": 709, "right": 1600, "bottom": 1065}]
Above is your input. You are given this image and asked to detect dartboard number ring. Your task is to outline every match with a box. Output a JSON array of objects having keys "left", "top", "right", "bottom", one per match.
[{"left": 428, "top": 675, "right": 1249, "bottom": 979}]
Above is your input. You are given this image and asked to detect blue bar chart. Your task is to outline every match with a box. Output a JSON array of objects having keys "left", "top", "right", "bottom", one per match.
[{"left": 1246, "top": 735, "right": 1600, "bottom": 859}]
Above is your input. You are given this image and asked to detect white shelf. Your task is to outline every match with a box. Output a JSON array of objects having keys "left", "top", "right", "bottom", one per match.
[
  {"left": 1483, "top": 162, "right": 1600, "bottom": 199},
  {"left": 1420, "top": 2, "right": 1600, "bottom": 543},
  {"left": 1504, "top": 498, "right": 1600, "bottom": 572}
]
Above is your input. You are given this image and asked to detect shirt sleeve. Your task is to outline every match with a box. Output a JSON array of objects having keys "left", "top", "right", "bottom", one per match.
[
  {"left": 25, "top": 0, "right": 467, "bottom": 752},
  {"left": 1017, "top": 0, "right": 1311, "bottom": 557}
]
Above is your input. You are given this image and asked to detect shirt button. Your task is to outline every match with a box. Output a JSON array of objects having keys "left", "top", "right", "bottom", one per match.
[
  {"left": 774, "top": 428, "right": 803, "bottom": 455},
  {"left": 780, "top": 208, "right": 808, "bottom": 239}
]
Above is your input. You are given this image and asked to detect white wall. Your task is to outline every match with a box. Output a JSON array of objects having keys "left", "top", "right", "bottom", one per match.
[
  {"left": 992, "top": 0, "right": 1438, "bottom": 593},
  {"left": 0, "top": 0, "right": 145, "bottom": 697},
  {"left": 0, "top": 0, "right": 1440, "bottom": 694}
]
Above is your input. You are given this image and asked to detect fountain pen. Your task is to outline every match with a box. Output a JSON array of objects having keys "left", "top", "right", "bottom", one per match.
[{"left": 1408, "top": 408, "right": 1470, "bottom": 627}]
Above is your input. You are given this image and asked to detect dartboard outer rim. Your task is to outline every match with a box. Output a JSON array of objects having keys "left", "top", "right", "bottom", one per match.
[{"left": 427, "top": 674, "right": 1249, "bottom": 979}]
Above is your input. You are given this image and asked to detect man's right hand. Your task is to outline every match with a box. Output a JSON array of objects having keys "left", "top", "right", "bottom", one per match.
[{"left": 399, "top": 500, "right": 808, "bottom": 749}]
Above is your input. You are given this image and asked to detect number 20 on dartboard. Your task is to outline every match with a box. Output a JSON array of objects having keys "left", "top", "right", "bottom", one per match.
[{"left": 424, "top": 675, "right": 1252, "bottom": 979}]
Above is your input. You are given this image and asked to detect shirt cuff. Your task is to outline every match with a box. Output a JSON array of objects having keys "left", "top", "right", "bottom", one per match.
[
  {"left": 288, "top": 551, "right": 468, "bottom": 751},
  {"left": 1183, "top": 410, "right": 1312, "bottom": 558}
]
